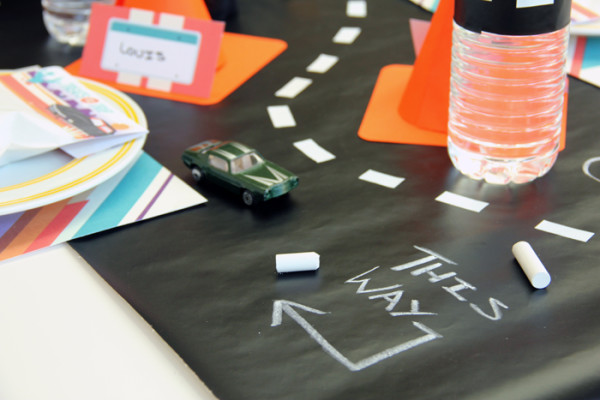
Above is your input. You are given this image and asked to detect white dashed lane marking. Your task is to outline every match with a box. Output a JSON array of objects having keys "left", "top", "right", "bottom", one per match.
[
  {"left": 535, "top": 220, "right": 595, "bottom": 242},
  {"left": 435, "top": 191, "right": 489, "bottom": 213},
  {"left": 267, "top": 105, "right": 297, "bottom": 128}
]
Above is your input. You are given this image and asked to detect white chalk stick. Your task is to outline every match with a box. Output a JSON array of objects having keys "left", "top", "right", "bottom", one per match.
[
  {"left": 276, "top": 252, "right": 320, "bottom": 273},
  {"left": 512, "top": 241, "right": 551, "bottom": 289}
]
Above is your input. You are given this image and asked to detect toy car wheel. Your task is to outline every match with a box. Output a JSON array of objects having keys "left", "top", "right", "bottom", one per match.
[
  {"left": 242, "top": 190, "right": 255, "bottom": 206},
  {"left": 191, "top": 166, "right": 203, "bottom": 182}
]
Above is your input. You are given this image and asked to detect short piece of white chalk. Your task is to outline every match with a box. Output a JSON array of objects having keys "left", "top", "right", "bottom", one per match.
[
  {"left": 512, "top": 241, "right": 551, "bottom": 289},
  {"left": 276, "top": 252, "right": 320, "bottom": 274}
]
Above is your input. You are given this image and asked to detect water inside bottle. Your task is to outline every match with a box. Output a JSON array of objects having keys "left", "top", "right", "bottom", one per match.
[{"left": 447, "top": 23, "right": 569, "bottom": 184}]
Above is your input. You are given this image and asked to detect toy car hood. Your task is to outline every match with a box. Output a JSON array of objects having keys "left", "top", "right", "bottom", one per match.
[{"left": 234, "top": 161, "right": 298, "bottom": 190}]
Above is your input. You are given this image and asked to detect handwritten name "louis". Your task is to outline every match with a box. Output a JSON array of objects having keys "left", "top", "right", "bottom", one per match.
[{"left": 119, "top": 42, "right": 165, "bottom": 62}]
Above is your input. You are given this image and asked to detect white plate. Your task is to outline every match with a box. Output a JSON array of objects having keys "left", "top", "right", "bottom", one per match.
[{"left": 0, "top": 78, "right": 147, "bottom": 216}]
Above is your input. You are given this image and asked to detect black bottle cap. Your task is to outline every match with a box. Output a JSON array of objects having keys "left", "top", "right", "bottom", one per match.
[{"left": 454, "top": 0, "right": 572, "bottom": 35}]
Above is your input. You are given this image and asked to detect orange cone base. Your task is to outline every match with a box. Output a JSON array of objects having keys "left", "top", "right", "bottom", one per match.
[
  {"left": 358, "top": 64, "right": 567, "bottom": 150},
  {"left": 358, "top": 64, "right": 447, "bottom": 147},
  {"left": 66, "top": 32, "right": 287, "bottom": 105}
]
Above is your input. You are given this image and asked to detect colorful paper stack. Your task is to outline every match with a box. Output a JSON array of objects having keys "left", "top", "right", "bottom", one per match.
[{"left": 0, "top": 67, "right": 207, "bottom": 262}]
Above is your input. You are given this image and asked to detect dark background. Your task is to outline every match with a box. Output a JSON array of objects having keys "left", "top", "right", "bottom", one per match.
[{"left": 2, "top": 1, "right": 600, "bottom": 399}]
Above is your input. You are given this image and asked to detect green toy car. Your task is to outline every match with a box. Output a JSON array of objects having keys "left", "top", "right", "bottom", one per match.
[{"left": 182, "top": 140, "right": 299, "bottom": 206}]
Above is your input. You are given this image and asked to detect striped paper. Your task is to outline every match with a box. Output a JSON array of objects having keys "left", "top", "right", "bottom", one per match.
[
  {"left": 0, "top": 152, "right": 206, "bottom": 262},
  {"left": 568, "top": 36, "right": 600, "bottom": 88}
]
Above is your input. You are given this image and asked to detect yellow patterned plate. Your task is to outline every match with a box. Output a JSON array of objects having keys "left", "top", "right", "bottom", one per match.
[{"left": 0, "top": 78, "right": 147, "bottom": 216}]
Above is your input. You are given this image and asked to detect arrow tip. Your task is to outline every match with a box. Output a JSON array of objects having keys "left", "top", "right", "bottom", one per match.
[{"left": 271, "top": 300, "right": 329, "bottom": 327}]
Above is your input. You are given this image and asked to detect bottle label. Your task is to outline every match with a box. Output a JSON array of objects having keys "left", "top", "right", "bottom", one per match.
[{"left": 454, "top": 0, "right": 572, "bottom": 35}]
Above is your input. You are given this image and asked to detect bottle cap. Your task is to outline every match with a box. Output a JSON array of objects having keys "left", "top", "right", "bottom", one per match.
[{"left": 454, "top": 0, "right": 571, "bottom": 35}]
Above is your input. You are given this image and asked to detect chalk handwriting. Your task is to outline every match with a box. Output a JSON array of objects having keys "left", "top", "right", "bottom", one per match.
[
  {"left": 271, "top": 245, "right": 508, "bottom": 371},
  {"left": 271, "top": 300, "right": 442, "bottom": 372},
  {"left": 442, "top": 277, "right": 477, "bottom": 302},
  {"left": 389, "top": 300, "right": 438, "bottom": 317},
  {"left": 346, "top": 266, "right": 437, "bottom": 317},
  {"left": 345, "top": 266, "right": 402, "bottom": 294},
  {"left": 368, "top": 290, "right": 404, "bottom": 312},
  {"left": 470, "top": 299, "right": 509, "bottom": 321},
  {"left": 392, "top": 246, "right": 509, "bottom": 321}
]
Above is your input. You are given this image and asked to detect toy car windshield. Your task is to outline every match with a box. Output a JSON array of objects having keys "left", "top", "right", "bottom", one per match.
[{"left": 230, "top": 152, "right": 264, "bottom": 174}]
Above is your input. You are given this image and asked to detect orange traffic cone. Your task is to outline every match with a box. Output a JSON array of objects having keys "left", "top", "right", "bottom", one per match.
[
  {"left": 358, "top": 0, "right": 454, "bottom": 146},
  {"left": 398, "top": 0, "right": 454, "bottom": 134}
]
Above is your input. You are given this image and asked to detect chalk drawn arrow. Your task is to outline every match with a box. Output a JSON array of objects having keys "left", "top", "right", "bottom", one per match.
[{"left": 271, "top": 300, "right": 442, "bottom": 372}]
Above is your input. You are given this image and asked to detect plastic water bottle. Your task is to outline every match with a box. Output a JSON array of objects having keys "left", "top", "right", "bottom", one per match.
[{"left": 447, "top": 0, "right": 571, "bottom": 184}]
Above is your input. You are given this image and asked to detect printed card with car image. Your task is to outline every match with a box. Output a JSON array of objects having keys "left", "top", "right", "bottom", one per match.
[{"left": 0, "top": 66, "right": 148, "bottom": 167}]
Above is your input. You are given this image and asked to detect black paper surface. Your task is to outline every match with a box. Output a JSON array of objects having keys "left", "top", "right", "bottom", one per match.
[{"left": 4, "top": 1, "right": 600, "bottom": 399}]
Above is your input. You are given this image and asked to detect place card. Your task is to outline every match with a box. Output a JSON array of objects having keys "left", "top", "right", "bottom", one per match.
[{"left": 80, "top": 3, "right": 224, "bottom": 99}]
